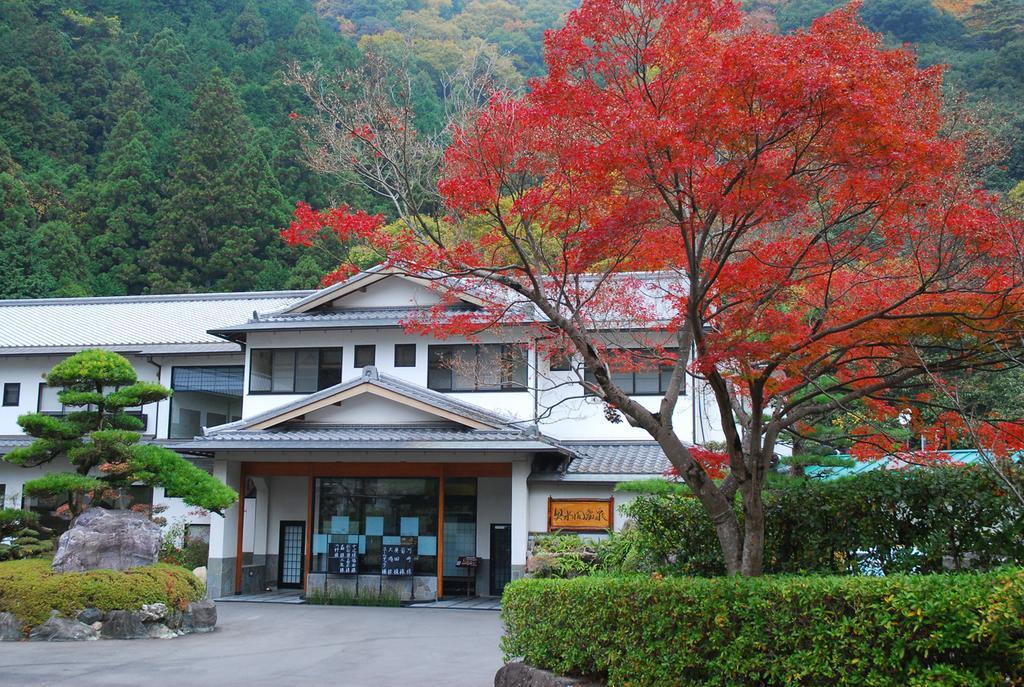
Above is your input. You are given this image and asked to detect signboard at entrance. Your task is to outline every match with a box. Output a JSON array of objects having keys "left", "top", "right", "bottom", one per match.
[
  {"left": 547, "top": 497, "right": 614, "bottom": 532},
  {"left": 328, "top": 542, "right": 358, "bottom": 574},
  {"left": 381, "top": 544, "right": 414, "bottom": 576}
]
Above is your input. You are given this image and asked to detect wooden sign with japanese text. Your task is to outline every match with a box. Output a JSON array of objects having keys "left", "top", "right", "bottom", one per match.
[
  {"left": 327, "top": 542, "right": 358, "bottom": 574},
  {"left": 547, "top": 497, "right": 614, "bottom": 532},
  {"left": 381, "top": 544, "right": 414, "bottom": 576}
]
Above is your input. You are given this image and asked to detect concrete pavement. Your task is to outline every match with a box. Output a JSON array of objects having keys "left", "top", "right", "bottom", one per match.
[{"left": 0, "top": 602, "right": 505, "bottom": 687}]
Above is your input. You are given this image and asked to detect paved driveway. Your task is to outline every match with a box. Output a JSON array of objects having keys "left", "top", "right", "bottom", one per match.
[{"left": 0, "top": 602, "right": 505, "bottom": 687}]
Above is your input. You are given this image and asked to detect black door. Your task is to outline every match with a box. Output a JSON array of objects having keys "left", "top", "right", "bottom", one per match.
[
  {"left": 490, "top": 523, "right": 512, "bottom": 596},
  {"left": 278, "top": 521, "right": 305, "bottom": 589}
]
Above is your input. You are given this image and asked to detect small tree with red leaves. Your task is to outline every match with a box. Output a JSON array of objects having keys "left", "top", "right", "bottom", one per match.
[{"left": 288, "top": 0, "right": 1024, "bottom": 575}]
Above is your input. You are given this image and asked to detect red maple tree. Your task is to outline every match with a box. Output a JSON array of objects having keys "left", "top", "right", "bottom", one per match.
[{"left": 288, "top": 0, "right": 1024, "bottom": 575}]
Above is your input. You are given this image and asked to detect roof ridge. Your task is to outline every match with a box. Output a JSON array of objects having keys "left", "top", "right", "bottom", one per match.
[{"left": 0, "top": 290, "right": 313, "bottom": 307}]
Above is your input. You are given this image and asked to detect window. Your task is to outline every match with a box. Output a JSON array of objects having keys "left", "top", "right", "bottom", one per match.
[
  {"left": 584, "top": 350, "right": 683, "bottom": 395},
  {"left": 354, "top": 345, "right": 376, "bottom": 368},
  {"left": 394, "top": 343, "right": 416, "bottom": 368},
  {"left": 2, "top": 383, "right": 19, "bottom": 407},
  {"left": 169, "top": 366, "right": 244, "bottom": 439},
  {"left": 549, "top": 352, "right": 573, "bottom": 372},
  {"left": 313, "top": 477, "right": 440, "bottom": 575},
  {"left": 0, "top": 483, "right": 6, "bottom": 508},
  {"left": 427, "top": 344, "right": 527, "bottom": 392},
  {"left": 249, "top": 348, "right": 343, "bottom": 393},
  {"left": 37, "top": 383, "right": 62, "bottom": 413}
]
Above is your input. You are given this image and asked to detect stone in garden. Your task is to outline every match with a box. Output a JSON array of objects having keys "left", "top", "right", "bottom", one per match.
[
  {"left": 494, "top": 662, "right": 605, "bottom": 687},
  {"left": 192, "top": 565, "right": 207, "bottom": 586},
  {"left": 148, "top": 623, "right": 176, "bottom": 639},
  {"left": 139, "top": 602, "right": 168, "bottom": 622},
  {"left": 166, "top": 609, "right": 194, "bottom": 633},
  {"left": 0, "top": 611, "right": 22, "bottom": 641},
  {"left": 52, "top": 508, "right": 162, "bottom": 573},
  {"left": 77, "top": 607, "right": 104, "bottom": 625},
  {"left": 29, "top": 614, "right": 99, "bottom": 642},
  {"left": 100, "top": 610, "right": 149, "bottom": 639},
  {"left": 189, "top": 599, "right": 217, "bottom": 632}
]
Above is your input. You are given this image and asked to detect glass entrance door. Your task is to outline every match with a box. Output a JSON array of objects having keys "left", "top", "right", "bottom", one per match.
[
  {"left": 278, "top": 521, "right": 305, "bottom": 589},
  {"left": 489, "top": 523, "right": 511, "bottom": 596}
]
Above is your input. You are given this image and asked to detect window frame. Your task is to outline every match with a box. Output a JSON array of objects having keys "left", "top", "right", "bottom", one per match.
[
  {"left": 584, "top": 349, "right": 685, "bottom": 396},
  {"left": 168, "top": 365, "right": 245, "bottom": 440},
  {"left": 2, "top": 382, "right": 19, "bottom": 407},
  {"left": 393, "top": 343, "right": 417, "bottom": 368},
  {"left": 426, "top": 343, "right": 528, "bottom": 393},
  {"left": 248, "top": 347, "right": 344, "bottom": 394},
  {"left": 353, "top": 345, "right": 376, "bottom": 368}
]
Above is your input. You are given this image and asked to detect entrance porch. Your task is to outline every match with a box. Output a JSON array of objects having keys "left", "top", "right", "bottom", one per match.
[{"left": 204, "top": 458, "right": 531, "bottom": 601}]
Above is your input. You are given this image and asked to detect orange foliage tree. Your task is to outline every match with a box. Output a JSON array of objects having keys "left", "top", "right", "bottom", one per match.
[{"left": 288, "top": 0, "right": 1024, "bottom": 575}]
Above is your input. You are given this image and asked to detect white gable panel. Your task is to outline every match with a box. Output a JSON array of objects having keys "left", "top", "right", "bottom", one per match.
[
  {"left": 328, "top": 275, "right": 443, "bottom": 309},
  {"left": 302, "top": 393, "right": 446, "bottom": 425}
]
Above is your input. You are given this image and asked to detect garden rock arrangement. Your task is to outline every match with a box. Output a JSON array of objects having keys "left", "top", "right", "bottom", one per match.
[
  {"left": 0, "top": 599, "right": 217, "bottom": 641},
  {"left": 51, "top": 508, "right": 162, "bottom": 573},
  {"left": 495, "top": 662, "right": 604, "bottom": 687}
]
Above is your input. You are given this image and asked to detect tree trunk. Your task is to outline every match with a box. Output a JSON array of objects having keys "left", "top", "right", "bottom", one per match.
[{"left": 739, "top": 484, "right": 765, "bottom": 576}]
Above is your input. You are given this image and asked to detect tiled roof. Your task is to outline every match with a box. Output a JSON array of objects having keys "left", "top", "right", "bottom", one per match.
[
  {"left": 207, "top": 366, "right": 519, "bottom": 433},
  {"left": 562, "top": 442, "right": 671, "bottom": 475},
  {"left": 176, "top": 424, "right": 552, "bottom": 451},
  {"left": 0, "top": 291, "right": 310, "bottom": 354},
  {"left": 210, "top": 306, "right": 474, "bottom": 333}
]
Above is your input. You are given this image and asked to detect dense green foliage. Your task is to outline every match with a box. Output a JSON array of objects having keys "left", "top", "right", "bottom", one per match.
[
  {"left": 609, "top": 467, "right": 1024, "bottom": 577},
  {"left": 3, "top": 349, "right": 237, "bottom": 514},
  {"left": 1, "top": 1, "right": 1018, "bottom": 298},
  {"left": 0, "top": 0, "right": 572, "bottom": 297},
  {"left": 0, "top": 557, "right": 204, "bottom": 627},
  {"left": 773, "top": 0, "right": 1024, "bottom": 190},
  {"left": 501, "top": 570, "right": 1024, "bottom": 686},
  {"left": 0, "top": 509, "right": 53, "bottom": 561}
]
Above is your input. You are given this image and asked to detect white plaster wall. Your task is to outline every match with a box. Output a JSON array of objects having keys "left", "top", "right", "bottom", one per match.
[
  {"left": 475, "top": 477, "right": 512, "bottom": 559},
  {"left": 330, "top": 276, "right": 442, "bottom": 308},
  {"left": 304, "top": 395, "right": 442, "bottom": 425},
  {"left": 264, "top": 476, "right": 309, "bottom": 556},
  {"left": 527, "top": 482, "right": 638, "bottom": 534}
]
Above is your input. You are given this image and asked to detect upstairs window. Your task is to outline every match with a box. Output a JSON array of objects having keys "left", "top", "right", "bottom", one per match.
[
  {"left": 353, "top": 345, "right": 376, "bottom": 368},
  {"left": 427, "top": 344, "right": 527, "bottom": 392},
  {"left": 2, "top": 383, "right": 19, "bottom": 407},
  {"left": 250, "top": 348, "right": 343, "bottom": 394},
  {"left": 169, "top": 366, "right": 243, "bottom": 439},
  {"left": 584, "top": 350, "right": 684, "bottom": 396},
  {"left": 394, "top": 343, "right": 416, "bottom": 368}
]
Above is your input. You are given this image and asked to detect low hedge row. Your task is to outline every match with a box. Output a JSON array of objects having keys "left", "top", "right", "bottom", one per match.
[
  {"left": 501, "top": 570, "right": 1024, "bottom": 686},
  {"left": 0, "top": 558, "right": 205, "bottom": 626},
  {"left": 616, "top": 466, "right": 1024, "bottom": 576}
]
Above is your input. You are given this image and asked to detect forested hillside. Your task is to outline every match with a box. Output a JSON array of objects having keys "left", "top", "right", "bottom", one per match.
[{"left": 0, "top": 0, "right": 1020, "bottom": 298}]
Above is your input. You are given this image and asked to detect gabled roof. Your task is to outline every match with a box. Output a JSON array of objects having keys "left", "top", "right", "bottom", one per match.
[
  {"left": 0, "top": 290, "right": 309, "bottom": 355},
  {"left": 206, "top": 366, "right": 516, "bottom": 434},
  {"left": 273, "top": 266, "right": 490, "bottom": 315}
]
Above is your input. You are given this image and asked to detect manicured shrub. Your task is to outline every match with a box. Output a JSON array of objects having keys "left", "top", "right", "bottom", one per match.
[
  {"left": 0, "top": 558, "right": 205, "bottom": 626},
  {"left": 501, "top": 570, "right": 1024, "bottom": 686},
  {"left": 616, "top": 466, "right": 1024, "bottom": 577}
]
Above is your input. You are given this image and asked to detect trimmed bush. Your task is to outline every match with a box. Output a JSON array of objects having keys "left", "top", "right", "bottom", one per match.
[
  {"left": 501, "top": 570, "right": 1024, "bottom": 686},
  {"left": 617, "top": 466, "right": 1024, "bottom": 576},
  {"left": 0, "top": 558, "right": 204, "bottom": 626}
]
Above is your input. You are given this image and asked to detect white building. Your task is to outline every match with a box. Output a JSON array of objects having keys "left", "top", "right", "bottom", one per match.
[{"left": 0, "top": 269, "right": 723, "bottom": 599}]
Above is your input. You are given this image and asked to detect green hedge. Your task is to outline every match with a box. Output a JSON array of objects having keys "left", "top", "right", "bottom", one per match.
[
  {"left": 501, "top": 571, "right": 1024, "bottom": 687},
  {"left": 0, "top": 558, "right": 205, "bottom": 626},
  {"left": 616, "top": 466, "right": 1024, "bottom": 576}
]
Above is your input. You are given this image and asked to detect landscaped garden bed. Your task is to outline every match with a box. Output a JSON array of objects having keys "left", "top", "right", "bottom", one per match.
[
  {"left": 501, "top": 570, "right": 1024, "bottom": 686},
  {"left": 0, "top": 558, "right": 213, "bottom": 641}
]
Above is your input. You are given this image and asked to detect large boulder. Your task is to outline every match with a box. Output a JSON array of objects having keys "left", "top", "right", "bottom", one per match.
[
  {"left": 188, "top": 599, "right": 217, "bottom": 633},
  {"left": 29, "top": 614, "right": 99, "bottom": 642},
  {"left": 0, "top": 612, "right": 22, "bottom": 641},
  {"left": 494, "top": 662, "right": 604, "bottom": 687},
  {"left": 101, "top": 610, "right": 149, "bottom": 639},
  {"left": 51, "top": 508, "right": 161, "bottom": 573}
]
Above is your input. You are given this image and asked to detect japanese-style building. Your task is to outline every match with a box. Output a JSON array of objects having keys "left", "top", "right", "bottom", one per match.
[{"left": 0, "top": 268, "right": 723, "bottom": 599}]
